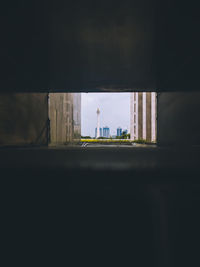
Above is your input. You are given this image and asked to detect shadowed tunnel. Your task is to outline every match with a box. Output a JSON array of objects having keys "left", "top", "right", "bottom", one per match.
[{"left": 1, "top": 1, "right": 200, "bottom": 266}]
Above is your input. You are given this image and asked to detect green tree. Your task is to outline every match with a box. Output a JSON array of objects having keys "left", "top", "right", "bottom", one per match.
[
  {"left": 121, "top": 131, "right": 130, "bottom": 139},
  {"left": 81, "top": 136, "right": 91, "bottom": 139}
]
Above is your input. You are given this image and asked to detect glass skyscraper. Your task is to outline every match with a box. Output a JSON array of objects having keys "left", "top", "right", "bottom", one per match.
[
  {"left": 117, "top": 127, "right": 122, "bottom": 137},
  {"left": 103, "top": 127, "right": 110, "bottom": 138}
]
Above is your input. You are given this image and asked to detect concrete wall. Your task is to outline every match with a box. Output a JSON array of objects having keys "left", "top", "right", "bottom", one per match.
[
  {"left": 0, "top": 94, "right": 48, "bottom": 146},
  {"left": 157, "top": 92, "right": 200, "bottom": 146},
  {"left": 49, "top": 93, "right": 74, "bottom": 144},
  {"left": 73, "top": 94, "right": 81, "bottom": 140},
  {"left": 2, "top": 2, "right": 199, "bottom": 93},
  {"left": 2, "top": 1, "right": 155, "bottom": 92}
]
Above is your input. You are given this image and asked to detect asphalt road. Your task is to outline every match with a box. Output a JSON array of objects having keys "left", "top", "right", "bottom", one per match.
[{"left": 81, "top": 142, "right": 155, "bottom": 148}]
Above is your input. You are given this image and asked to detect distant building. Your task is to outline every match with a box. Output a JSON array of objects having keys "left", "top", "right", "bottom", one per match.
[
  {"left": 130, "top": 92, "right": 156, "bottom": 142},
  {"left": 103, "top": 127, "right": 110, "bottom": 138},
  {"left": 117, "top": 127, "right": 122, "bottom": 137},
  {"left": 95, "top": 127, "right": 102, "bottom": 138},
  {"left": 123, "top": 129, "right": 128, "bottom": 135}
]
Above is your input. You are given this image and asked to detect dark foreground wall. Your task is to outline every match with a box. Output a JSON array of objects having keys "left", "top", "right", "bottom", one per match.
[
  {"left": 2, "top": 0, "right": 199, "bottom": 93},
  {"left": 157, "top": 92, "right": 200, "bottom": 146},
  {"left": 0, "top": 94, "right": 48, "bottom": 146}
]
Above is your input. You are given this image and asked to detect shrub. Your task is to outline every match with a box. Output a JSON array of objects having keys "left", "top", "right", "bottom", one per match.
[
  {"left": 133, "top": 139, "right": 147, "bottom": 144},
  {"left": 81, "top": 136, "right": 91, "bottom": 139}
]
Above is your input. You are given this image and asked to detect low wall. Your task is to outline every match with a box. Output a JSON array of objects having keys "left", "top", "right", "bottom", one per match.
[
  {"left": 0, "top": 93, "right": 48, "bottom": 146},
  {"left": 157, "top": 92, "right": 200, "bottom": 146}
]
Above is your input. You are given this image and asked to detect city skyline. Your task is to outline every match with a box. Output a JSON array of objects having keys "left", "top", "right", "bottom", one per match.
[
  {"left": 94, "top": 126, "right": 128, "bottom": 138},
  {"left": 81, "top": 93, "right": 130, "bottom": 137}
]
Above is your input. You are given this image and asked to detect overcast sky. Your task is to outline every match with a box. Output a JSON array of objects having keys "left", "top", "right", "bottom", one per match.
[{"left": 81, "top": 93, "right": 130, "bottom": 137}]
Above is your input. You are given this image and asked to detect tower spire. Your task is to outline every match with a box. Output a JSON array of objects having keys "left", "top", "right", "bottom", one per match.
[{"left": 96, "top": 108, "right": 100, "bottom": 138}]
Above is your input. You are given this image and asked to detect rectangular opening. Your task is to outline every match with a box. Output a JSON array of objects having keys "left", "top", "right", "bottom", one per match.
[
  {"left": 0, "top": 92, "right": 156, "bottom": 148},
  {"left": 81, "top": 92, "right": 157, "bottom": 147}
]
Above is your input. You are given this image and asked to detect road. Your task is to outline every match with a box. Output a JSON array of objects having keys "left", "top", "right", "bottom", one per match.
[{"left": 81, "top": 142, "right": 155, "bottom": 148}]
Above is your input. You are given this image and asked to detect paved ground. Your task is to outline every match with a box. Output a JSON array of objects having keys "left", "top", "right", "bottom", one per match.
[
  {"left": 0, "top": 144, "right": 199, "bottom": 173},
  {"left": 81, "top": 142, "right": 155, "bottom": 148},
  {"left": 1, "top": 145, "right": 200, "bottom": 266}
]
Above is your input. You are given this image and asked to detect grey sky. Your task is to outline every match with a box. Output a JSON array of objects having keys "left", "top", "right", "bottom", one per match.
[{"left": 81, "top": 93, "right": 130, "bottom": 137}]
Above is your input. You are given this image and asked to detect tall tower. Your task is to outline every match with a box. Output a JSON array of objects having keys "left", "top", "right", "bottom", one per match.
[{"left": 96, "top": 108, "right": 100, "bottom": 138}]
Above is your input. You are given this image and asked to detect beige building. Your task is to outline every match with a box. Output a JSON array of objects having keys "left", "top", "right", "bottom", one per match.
[
  {"left": 49, "top": 93, "right": 81, "bottom": 144},
  {"left": 73, "top": 93, "right": 81, "bottom": 140},
  {"left": 130, "top": 92, "right": 156, "bottom": 142}
]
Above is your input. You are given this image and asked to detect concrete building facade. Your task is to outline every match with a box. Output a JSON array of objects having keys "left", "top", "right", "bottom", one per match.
[
  {"left": 130, "top": 92, "right": 156, "bottom": 142},
  {"left": 73, "top": 93, "right": 81, "bottom": 140},
  {"left": 49, "top": 93, "right": 81, "bottom": 144},
  {"left": 0, "top": 93, "right": 81, "bottom": 147}
]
